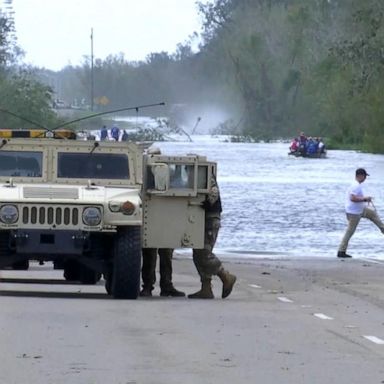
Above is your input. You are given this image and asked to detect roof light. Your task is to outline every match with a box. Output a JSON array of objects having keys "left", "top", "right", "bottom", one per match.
[{"left": 0, "top": 129, "right": 76, "bottom": 139}]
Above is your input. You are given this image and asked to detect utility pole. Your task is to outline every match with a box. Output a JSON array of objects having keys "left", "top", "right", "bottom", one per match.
[{"left": 90, "top": 28, "right": 94, "bottom": 111}]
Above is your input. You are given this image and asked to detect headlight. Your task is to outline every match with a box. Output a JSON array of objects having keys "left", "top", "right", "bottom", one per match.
[
  {"left": 0, "top": 205, "right": 19, "bottom": 224},
  {"left": 109, "top": 200, "right": 136, "bottom": 215},
  {"left": 82, "top": 207, "right": 102, "bottom": 226},
  {"left": 108, "top": 201, "right": 121, "bottom": 212}
]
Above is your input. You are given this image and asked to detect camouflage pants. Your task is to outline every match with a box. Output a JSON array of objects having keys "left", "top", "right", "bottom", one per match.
[
  {"left": 192, "top": 216, "right": 222, "bottom": 281},
  {"left": 141, "top": 248, "right": 174, "bottom": 291}
]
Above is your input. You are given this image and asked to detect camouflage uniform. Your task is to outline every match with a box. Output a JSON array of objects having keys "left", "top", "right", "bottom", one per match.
[
  {"left": 189, "top": 175, "right": 236, "bottom": 299},
  {"left": 192, "top": 175, "right": 223, "bottom": 279},
  {"left": 141, "top": 248, "right": 185, "bottom": 297}
]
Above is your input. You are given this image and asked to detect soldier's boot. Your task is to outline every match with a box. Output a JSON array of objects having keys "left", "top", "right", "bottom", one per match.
[
  {"left": 160, "top": 285, "right": 186, "bottom": 297},
  {"left": 158, "top": 249, "right": 185, "bottom": 297},
  {"left": 217, "top": 269, "right": 237, "bottom": 299},
  {"left": 139, "top": 286, "right": 153, "bottom": 297},
  {"left": 188, "top": 279, "right": 214, "bottom": 299}
]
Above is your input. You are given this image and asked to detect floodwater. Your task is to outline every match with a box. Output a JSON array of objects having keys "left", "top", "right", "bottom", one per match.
[{"left": 155, "top": 136, "right": 384, "bottom": 261}]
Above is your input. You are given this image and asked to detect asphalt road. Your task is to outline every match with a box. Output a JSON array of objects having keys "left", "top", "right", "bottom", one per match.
[{"left": 1, "top": 256, "right": 384, "bottom": 384}]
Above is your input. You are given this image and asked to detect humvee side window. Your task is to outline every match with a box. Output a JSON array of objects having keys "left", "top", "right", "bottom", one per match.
[
  {"left": 169, "top": 164, "right": 194, "bottom": 189},
  {"left": 197, "top": 166, "right": 208, "bottom": 189},
  {"left": 0, "top": 151, "right": 43, "bottom": 177},
  {"left": 146, "top": 167, "right": 155, "bottom": 189},
  {"left": 57, "top": 153, "right": 129, "bottom": 179},
  {"left": 147, "top": 164, "right": 168, "bottom": 191}
]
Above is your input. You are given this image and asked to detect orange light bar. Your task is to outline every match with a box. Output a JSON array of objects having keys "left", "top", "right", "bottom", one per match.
[{"left": 0, "top": 129, "right": 76, "bottom": 139}]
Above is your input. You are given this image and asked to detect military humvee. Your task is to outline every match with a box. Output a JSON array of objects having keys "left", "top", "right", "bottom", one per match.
[{"left": 0, "top": 128, "right": 216, "bottom": 299}]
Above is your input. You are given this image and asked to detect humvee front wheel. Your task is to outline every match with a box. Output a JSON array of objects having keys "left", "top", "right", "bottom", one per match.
[{"left": 110, "top": 226, "right": 141, "bottom": 299}]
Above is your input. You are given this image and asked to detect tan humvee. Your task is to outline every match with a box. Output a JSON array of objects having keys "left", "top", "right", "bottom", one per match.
[{"left": 0, "top": 129, "right": 216, "bottom": 299}]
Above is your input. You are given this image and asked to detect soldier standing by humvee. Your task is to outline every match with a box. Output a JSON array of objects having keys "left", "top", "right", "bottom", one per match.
[
  {"left": 140, "top": 248, "right": 185, "bottom": 297},
  {"left": 188, "top": 174, "right": 236, "bottom": 299}
]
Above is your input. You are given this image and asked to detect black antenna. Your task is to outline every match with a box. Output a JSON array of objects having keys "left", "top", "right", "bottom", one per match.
[
  {"left": 0, "top": 107, "right": 49, "bottom": 130},
  {"left": 0, "top": 102, "right": 165, "bottom": 134},
  {"left": 90, "top": 141, "right": 99, "bottom": 154}
]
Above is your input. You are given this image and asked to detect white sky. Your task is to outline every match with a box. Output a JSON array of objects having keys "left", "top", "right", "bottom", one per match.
[{"left": 12, "top": 0, "right": 207, "bottom": 71}]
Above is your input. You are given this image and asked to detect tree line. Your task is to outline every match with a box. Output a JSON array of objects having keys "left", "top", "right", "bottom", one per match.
[{"left": 1, "top": 0, "right": 384, "bottom": 152}]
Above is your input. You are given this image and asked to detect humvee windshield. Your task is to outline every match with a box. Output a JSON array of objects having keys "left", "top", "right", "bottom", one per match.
[
  {"left": 57, "top": 153, "right": 129, "bottom": 179},
  {"left": 0, "top": 151, "right": 43, "bottom": 177}
]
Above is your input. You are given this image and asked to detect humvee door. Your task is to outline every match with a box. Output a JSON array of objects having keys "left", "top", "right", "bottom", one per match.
[{"left": 142, "top": 154, "right": 216, "bottom": 249}]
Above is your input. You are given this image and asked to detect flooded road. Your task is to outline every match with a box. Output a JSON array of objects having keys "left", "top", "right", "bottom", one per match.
[{"left": 157, "top": 138, "right": 384, "bottom": 260}]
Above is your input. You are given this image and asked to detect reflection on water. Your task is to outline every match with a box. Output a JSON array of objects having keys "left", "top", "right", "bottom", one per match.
[{"left": 157, "top": 137, "right": 384, "bottom": 260}]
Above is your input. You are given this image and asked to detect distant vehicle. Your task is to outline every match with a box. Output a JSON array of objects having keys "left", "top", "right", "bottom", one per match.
[
  {"left": 0, "top": 128, "right": 216, "bottom": 299},
  {"left": 52, "top": 99, "right": 68, "bottom": 109}
]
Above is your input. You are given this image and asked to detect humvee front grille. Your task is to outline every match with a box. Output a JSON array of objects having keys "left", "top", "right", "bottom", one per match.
[
  {"left": 21, "top": 205, "right": 80, "bottom": 227},
  {"left": 23, "top": 187, "right": 79, "bottom": 199}
]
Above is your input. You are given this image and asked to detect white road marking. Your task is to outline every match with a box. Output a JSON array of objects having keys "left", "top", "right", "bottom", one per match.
[
  {"left": 249, "top": 284, "right": 261, "bottom": 288},
  {"left": 278, "top": 297, "right": 293, "bottom": 303},
  {"left": 314, "top": 313, "right": 333, "bottom": 320},
  {"left": 363, "top": 336, "right": 384, "bottom": 345}
]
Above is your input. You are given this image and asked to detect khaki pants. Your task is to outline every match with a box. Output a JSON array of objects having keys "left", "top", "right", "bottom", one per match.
[{"left": 338, "top": 207, "right": 384, "bottom": 252}]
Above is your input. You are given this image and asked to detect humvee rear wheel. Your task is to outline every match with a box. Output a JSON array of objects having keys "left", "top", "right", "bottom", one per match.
[{"left": 110, "top": 226, "right": 141, "bottom": 299}]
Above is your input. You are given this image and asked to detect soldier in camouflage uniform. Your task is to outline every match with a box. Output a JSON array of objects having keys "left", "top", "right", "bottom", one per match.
[
  {"left": 140, "top": 248, "right": 185, "bottom": 297},
  {"left": 188, "top": 174, "right": 236, "bottom": 299}
]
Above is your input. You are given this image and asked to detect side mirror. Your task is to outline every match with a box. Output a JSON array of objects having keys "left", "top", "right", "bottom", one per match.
[{"left": 151, "top": 164, "right": 169, "bottom": 191}]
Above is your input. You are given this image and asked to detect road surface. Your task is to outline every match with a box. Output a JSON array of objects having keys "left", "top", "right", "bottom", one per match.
[{"left": 1, "top": 255, "right": 384, "bottom": 384}]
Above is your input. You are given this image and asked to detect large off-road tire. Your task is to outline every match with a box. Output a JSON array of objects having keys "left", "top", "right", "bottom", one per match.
[{"left": 110, "top": 226, "right": 141, "bottom": 299}]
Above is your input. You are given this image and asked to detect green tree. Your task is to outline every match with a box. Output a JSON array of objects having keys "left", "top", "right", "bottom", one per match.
[{"left": 0, "top": 1, "right": 59, "bottom": 130}]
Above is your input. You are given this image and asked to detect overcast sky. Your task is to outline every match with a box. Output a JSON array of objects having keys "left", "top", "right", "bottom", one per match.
[{"left": 12, "top": 0, "right": 207, "bottom": 71}]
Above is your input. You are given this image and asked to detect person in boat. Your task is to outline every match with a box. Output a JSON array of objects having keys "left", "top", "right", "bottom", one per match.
[
  {"left": 306, "top": 137, "right": 318, "bottom": 156},
  {"left": 289, "top": 137, "right": 299, "bottom": 153},
  {"left": 318, "top": 138, "right": 326, "bottom": 154},
  {"left": 298, "top": 132, "right": 307, "bottom": 155}
]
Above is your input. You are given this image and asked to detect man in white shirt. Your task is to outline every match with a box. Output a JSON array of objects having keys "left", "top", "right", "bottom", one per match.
[{"left": 337, "top": 168, "right": 384, "bottom": 258}]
